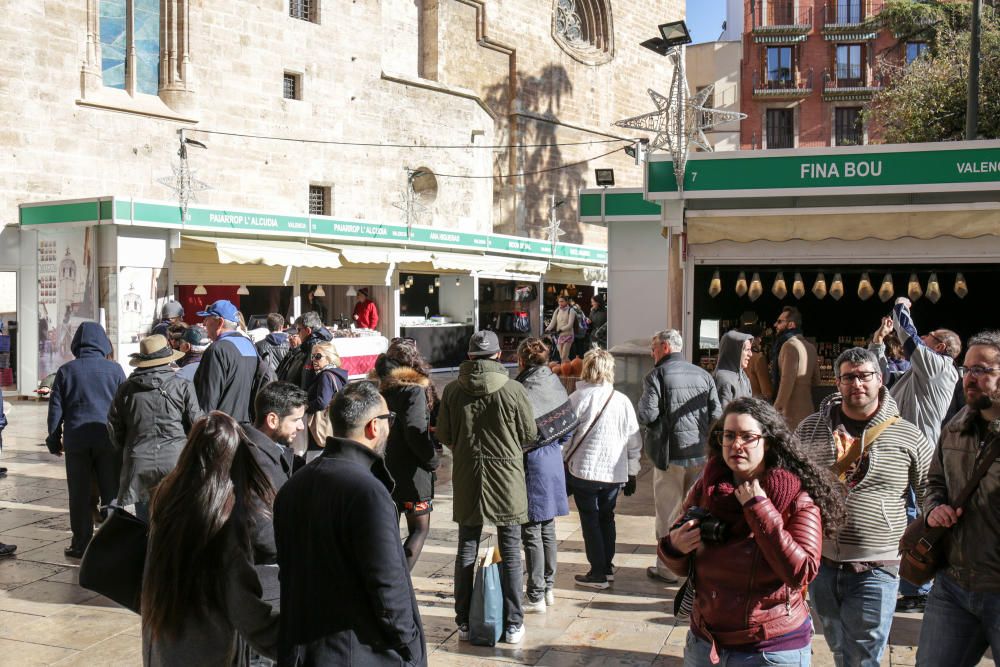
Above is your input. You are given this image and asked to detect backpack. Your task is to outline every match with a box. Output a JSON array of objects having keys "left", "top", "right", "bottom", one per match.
[
  {"left": 248, "top": 351, "right": 278, "bottom": 423},
  {"left": 573, "top": 307, "right": 589, "bottom": 339},
  {"left": 276, "top": 346, "right": 306, "bottom": 385}
]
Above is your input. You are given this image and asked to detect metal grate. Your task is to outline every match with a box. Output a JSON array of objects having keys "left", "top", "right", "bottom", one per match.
[
  {"left": 283, "top": 73, "right": 298, "bottom": 100},
  {"left": 309, "top": 185, "right": 329, "bottom": 216},
  {"left": 766, "top": 109, "right": 795, "bottom": 149},
  {"left": 289, "top": 0, "right": 314, "bottom": 22},
  {"left": 835, "top": 107, "right": 863, "bottom": 146}
]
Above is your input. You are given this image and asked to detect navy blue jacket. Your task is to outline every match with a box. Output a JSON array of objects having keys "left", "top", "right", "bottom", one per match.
[
  {"left": 46, "top": 322, "right": 126, "bottom": 454},
  {"left": 0, "top": 395, "right": 6, "bottom": 450},
  {"left": 274, "top": 437, "right": 426, "bottom": 666},
  {"left": 193, "top": 331, "right": 259, "bottom": 423}
]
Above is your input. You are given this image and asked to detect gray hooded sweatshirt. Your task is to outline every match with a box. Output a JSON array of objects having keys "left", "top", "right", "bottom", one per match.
[{"left": 714, "top": 330, "right": 754, "bottom": 409}]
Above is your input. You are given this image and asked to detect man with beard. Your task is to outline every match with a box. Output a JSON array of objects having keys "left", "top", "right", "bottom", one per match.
[
  {"left": 916, "top": 331, "right": 1000, "bottom": 667},
  {"left": 772, "top": 306, "right": 819, "bottom": 429},
  {"left": 274, "top": 381, "right": 426, "bottom": 666},
  {"left": 796, "top": 347, "right": 932, "bottom": 667}
]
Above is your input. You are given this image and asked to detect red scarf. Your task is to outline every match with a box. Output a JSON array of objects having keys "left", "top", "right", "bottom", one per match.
[{"left": 700, "top": 457, "right": 802, "bottom": 540}]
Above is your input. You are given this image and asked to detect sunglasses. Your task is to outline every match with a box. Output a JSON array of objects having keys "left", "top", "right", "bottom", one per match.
[{"left": 311, "top": 354, "right": 325, "bottom": 360}]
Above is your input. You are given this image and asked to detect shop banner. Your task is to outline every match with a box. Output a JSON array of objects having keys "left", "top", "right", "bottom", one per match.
[
  {"left": 647, "top": 141, "right": 1000, "bottom": 199},
  {"left": 37, "top": 229, "right": 98, "bottom": 381}
]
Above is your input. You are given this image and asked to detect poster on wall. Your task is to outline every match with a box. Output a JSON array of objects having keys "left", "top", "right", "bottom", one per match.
[
  {"left": 117, "top": 267, "right": 167, "bottom": 361},
  {"left": 37, "top": 229, "right": 97, "bottom": 381}
]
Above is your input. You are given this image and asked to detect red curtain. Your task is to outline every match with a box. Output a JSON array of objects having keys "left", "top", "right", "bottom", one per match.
[{"left": 175, "top": 285, "right": 240, "bottom": 325}]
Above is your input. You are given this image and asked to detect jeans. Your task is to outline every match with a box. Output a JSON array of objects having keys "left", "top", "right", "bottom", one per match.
[
  {"left": 809, "top": 562, "right": 899, "bottom": 667},
  {"left": 898, "top": 486, "right": 932, "bottom": 597},
  {"left": 454, "top": 524, "right": 523, "bottom": 628},
  {"left": 683, "top": 631, "right": 811, "bottom": 666},
  {"left": 569, "top": 475, "right": 620, "bottom": 578},
  {"left": 521, "top": 519, "right": 557, "bottom": 603},
  {"left": 916, "top": 572, "right": 1000, "bottom": 667}
]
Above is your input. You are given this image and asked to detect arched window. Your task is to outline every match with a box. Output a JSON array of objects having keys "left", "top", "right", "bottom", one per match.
[{"left": 553, "top": 0, "right": 614, "bottom": 65}]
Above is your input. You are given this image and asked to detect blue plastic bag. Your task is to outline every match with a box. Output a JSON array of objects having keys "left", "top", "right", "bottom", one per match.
[{"left": 469, "top": 543, "right": 504, "bottom": 646}]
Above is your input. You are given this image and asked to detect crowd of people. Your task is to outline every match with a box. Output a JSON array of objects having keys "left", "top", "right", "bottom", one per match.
[{"left": 0, "top": 292, "right": 995, "bottom": 667}]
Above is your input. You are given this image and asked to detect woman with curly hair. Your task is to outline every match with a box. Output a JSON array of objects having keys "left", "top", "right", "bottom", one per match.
[
  {"left": 375, "top": 338, "right": 439, "bottom": 570},
  {"left": 659, "top": 396, "right": 846, "bottom": 666}
]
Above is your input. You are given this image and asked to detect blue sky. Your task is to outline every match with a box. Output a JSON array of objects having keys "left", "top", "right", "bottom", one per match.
[{"left": 686, "top": 0, "right": 728, "bottom": 44}]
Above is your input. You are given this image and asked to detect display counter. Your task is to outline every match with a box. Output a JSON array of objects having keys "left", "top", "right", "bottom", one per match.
[
  {"left": 400, "top": 323, "right": 475, "bottom": 369},
  {"left": 329, "top": 334, "right": 389, "bottom": 377}
]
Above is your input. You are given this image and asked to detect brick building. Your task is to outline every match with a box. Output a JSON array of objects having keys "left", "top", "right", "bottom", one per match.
[{"left": 739, "top": 0, "right": 923, "bottom": 148}]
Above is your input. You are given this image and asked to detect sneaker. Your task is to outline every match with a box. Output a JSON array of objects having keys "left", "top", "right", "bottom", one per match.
[
  {"left": 895, "top": 595, "right": 928, "bottom": 613},
  {"left": 646, "top": 566, "right": 679, "bottom": 584},
  {"left": 0, "top": 543, "right": 16, "bottom": 558},
  {"left": 64, "top": 546, "right": 84, "bottom": 559},
  {"left": 606, "top": 564, "right": 617, "bottom": 582},
  {"left": 522, "top": 597, "right": 547, "bottom": 614},
  {"left": 504, "top": 624, "right": 525, "bottom": 644},
  {"left": 457, "top": 624, "right": 470, "bottom": 641},
  {"left": 545, "top": 589, "right": 556, "bottom": 606},
  {"left": 574, "top": 573, "right": 610, "bottom": 590}
]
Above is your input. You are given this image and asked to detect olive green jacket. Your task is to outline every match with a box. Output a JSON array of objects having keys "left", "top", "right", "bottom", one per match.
[{"left": 436, "top": 359, "right": 537, "bottom": 526}]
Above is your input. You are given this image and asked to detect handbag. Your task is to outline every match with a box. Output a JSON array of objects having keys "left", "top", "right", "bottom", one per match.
[
  {"left": 79, "top": 507, "right": 148, "bottom": 613},
  {"left": 563, "top": 389, "right": 615, "bottom": 496},
  {"left": 899, "top": 434, "right": 1000, "bottom": 586},
  {"left": 308, "top": 408, "right": 335, "bottom": 448},
  {"left": 469, "top": 539, "right": 504, "bottom": 646}
]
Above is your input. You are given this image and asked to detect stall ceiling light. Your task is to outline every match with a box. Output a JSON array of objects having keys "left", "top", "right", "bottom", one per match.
[
  {"left": 908, "top": 273, "right": 923, "bottom": 301},
  {"left": 455, "top": 277, "right": 461, "bottom": 286},
  {"left": 772, "top": 272, "right": 787, "bottom": 299},
  {"left": 708, "top": 270, "right": 722, "bottom": 298},
  {"left": 830, "top": 273, "right": 844, "bottom": 301},
  {"left": 193, "top": 284, "right": 207, "bottom": 295},
  {"left": 428, "top": 284, "right": 435, "bottom": 294},
  {"left": 314, "top": 285, "right": 327, "bottom": 297},
  {"left": 236, "top": 284, "right": 250, "bottom": 296},
  {"left": 954, "top": 273, "right": 968, "bottom": 299},
  {"left": 735, "top": 271, "right": 748, "bottom": 298},
  {"left": 926, "top": 272, "right": 942, "bottom": 304},
  {"left": 879, "top": 273, "right": 894, "bottom": 303},
  {"left": 792, "top": 272, "right": 805, "bottom": 299},
  {"left": 400, "top": 284, "right": 406, "bottom": 294},
  {"left": 748, "top": 272, "right": 763, "bottom": 302},
  {"left": 434, "top": 276, "right": 441, "bottom": 288},
  {"left": 857, "top": 273, "right": 874, "bottom": 301},
  {"left": 812, "top": 273, "right": 827, "bottom": 300},
  {"left": 344, "top": 285, "right": 355, "bottom": 297}
]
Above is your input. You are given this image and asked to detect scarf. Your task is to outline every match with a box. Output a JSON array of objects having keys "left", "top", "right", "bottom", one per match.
[
  {"left": 769, "top": 330, "right": 798, "bottom": 400},
  {"left": 700, "top": 457, "right": 803, "bottom": 540},
  {"left": 515, "top": 365, "right": 578, "bottom": 448}
]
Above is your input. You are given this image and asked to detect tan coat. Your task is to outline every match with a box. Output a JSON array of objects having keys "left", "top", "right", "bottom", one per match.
[
  {"left": 748, "top": 353, "right": 773, "bottom": 399},
  {"left": 774, "top": 334, "right": 819, "bottom": 429}
]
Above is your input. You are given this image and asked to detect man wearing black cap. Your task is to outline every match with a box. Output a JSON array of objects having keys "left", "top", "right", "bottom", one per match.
[
  {"left": 436, "top": 330, "right": 537, "bottom": 645},
  {"left": 193, "top": 300, "right": 259, "bottom": 423},
  {"left": 151, "top": 301, "right": 185, "bottom": 337},
  {"left": 176, "top": 325, "right": 210, "bottom": 382}
]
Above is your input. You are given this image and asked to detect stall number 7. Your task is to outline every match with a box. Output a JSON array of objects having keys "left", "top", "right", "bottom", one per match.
[{"left": 690, "top": 171, "right": 698, "bottom": 183}]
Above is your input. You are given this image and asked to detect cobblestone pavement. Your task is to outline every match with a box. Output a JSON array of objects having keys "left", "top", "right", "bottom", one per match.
[{"left": 0, "top": 397, "right": 993, "bottom": 666}]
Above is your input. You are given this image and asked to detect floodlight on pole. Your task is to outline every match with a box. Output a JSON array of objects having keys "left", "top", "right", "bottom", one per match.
[{"left": 594, "top": 169, "right": 615, "bottom": 186}]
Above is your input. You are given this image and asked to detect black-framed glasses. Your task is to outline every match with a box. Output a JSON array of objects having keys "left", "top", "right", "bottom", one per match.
[
  {"left": 717, "top": 431, "right": 764, "bottom": 449},
  {"left": 837, "top": 371, "right": 879, "bottom": 385},
  {"left": 959, "top": 366, "right": 1000, "bottom": 379},
  {"left": 311, "top": 354, "right": 325, "bottom": 361},
  {"left": 374, "top": 412, "right": 396, "bottom": 427}
]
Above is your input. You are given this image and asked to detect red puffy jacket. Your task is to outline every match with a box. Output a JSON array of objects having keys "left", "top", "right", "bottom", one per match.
[{"left": 659, "top": 479, "right": 822, "bottom": 650}]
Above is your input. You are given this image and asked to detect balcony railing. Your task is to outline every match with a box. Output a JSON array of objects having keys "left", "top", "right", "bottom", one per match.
[
  {"left": 752, "top": 68, "right": 814, "bottom": 98},
  {"left": 824, "top": 0, "right": 884, "bottom": 26},
  {"left": 822, "top": 69, "right": 883, "bottom": 99},
  {"left": 752, "top": 0, "right": 814, "bottom": 32}
]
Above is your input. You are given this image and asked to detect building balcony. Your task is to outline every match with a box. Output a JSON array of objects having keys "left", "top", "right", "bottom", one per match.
[
  {"left": 822, "top": 70, "right": 883, "bottom": 100},
  {"left": 822, "top": 0, "right": 884, "bottom": 39},
  {"left": 752, "top": 69, "right": 814, "bottom": 99},
  {"left": 751, "top": 0, "right": 814, "bottom": 37}
]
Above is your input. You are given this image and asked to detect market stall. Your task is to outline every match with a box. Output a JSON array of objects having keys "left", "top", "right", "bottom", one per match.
[{"left": 327, "top": 332, "right": 390, "bottom": 377}]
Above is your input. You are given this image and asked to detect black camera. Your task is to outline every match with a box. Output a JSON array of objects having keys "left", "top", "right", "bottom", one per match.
[{"left": 678, "top": 506, "right": 729, "bottom": 545}]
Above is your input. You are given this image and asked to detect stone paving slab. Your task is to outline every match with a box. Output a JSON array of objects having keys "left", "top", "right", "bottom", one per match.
[{"left": 0, "top": 398, "right": 994, "bottom": 666}]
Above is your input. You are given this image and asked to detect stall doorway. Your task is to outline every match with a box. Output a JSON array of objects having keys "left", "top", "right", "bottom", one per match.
[{"left": 0, "top": 272, "right": 16, "bottom": 393}]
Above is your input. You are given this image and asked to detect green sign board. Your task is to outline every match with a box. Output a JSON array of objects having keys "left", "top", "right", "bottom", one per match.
[
  {"left": 648, "top": 141, "right": 1000, "bottom": 199},
  {"left": 19, "top": 197, "right": 607, "bottom": 265},
  {"left": 579, "top": 189, "right": 662, "bottom": 222}
]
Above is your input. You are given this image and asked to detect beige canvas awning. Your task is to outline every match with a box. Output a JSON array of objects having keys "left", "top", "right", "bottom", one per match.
[
  {"left": 318, "top": 244, "right": 433, "bottom": 265},
  {"left": 182, "top": 235, "right": 342, "bottom": 269}
]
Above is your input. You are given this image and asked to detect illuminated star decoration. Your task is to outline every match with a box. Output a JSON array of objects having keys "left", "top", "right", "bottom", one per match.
[
  {"left": 544, "top": 217, "right": 566, "bottom": 251},
  {"left": 157, "top": 160, "right": 210, "bottom": 219},
  {"left": 614, "top": 51, "right": 746, "bottom": 191}
]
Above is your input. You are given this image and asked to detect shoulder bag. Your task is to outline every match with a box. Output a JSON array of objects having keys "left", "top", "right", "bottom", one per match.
[
  {"left": 899, "top": 435, "right": 1000, "bottom": 586},
  {"left": 79, "top": 507, "right": 148, "bottom": 614},
  {"left": 563, "top": 388, "right": 615, "bottom": 496}
]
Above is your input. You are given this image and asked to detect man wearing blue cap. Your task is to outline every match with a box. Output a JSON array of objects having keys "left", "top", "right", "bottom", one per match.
[{"left": 193, "top": 300, "right": 259, "bottom": 423}]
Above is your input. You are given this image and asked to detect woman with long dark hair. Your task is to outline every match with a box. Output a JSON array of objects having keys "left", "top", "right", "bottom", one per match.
[
  {"left": 375, "top": 338, "right": 439, "bottom": 570},
  {"left": 659, "top": 397, "right": 846, "bottom": 666},
  {"left": 142, "top": 412, "right": 279, "bottom": 666}
]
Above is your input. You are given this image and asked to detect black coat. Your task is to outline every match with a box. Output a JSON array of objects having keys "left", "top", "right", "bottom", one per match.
[
  {"left": 107, "top": 364, "right": 203, "bottom": 506},
  {"left": 274, "top": 438, "right": 426, "bottom": 667},
  {"left": 243, "top": 424, "right": 298, "bottom": 565},
  {"left": 46, "top": 322, "right": 126, "bottom": 454},
  {"left": 380, "top": 366, "right": 439, "bottom": 506},
  {"left": 256, "top": 333, "right": 290, "bottom": 375},
  {"left": 193, "top": 332, "right": 259, "bottom": 423}
]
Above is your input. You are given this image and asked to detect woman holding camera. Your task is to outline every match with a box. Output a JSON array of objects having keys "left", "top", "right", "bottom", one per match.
[{"left": 659, "top": 397, "right": 845, "bottom": 666}]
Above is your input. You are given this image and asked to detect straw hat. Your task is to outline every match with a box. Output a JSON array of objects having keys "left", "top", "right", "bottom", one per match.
[{"left": 129, "top": 334, "right": 186, "bottom": 368}]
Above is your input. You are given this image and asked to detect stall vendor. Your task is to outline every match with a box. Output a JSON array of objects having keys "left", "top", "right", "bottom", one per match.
[{"left": 353, "top": 288, "right": 379, "bottom": 330}]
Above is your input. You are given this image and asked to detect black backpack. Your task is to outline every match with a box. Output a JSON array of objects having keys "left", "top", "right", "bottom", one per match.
[
  {"left": 275, "top": 346, "right": 306, "bottom": 386},
  {"left": 248, "top": 350, "right": 279, "bottom": 423}
]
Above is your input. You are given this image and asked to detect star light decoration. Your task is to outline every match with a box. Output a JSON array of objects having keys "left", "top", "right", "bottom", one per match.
[
  {"left": 157, "top": 136, "right": 210, "bottom": 219},
  {"left": 544, "top": 216, "right": 566, "bottom": 250},
  {"left": 614, "top": 51, "right": 746, "bottom": 191},
  {"left": 392, "top": 169, "right": 430, "bottom": 236}
]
